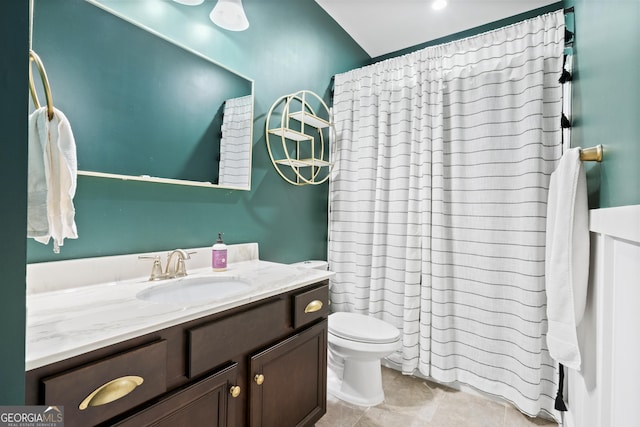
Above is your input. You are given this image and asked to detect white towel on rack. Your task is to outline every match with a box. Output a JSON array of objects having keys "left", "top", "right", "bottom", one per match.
[
  {"left": 27, "top": 106, "right": 78, "bottom": 253},
  {"left": 544, "top": 147, "right": 589, "bottom": 370}
]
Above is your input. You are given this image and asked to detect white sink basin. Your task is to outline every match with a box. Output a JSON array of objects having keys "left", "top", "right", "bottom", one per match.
[{"left": 136, "top": 276, "right": 253, "bottom": 306}]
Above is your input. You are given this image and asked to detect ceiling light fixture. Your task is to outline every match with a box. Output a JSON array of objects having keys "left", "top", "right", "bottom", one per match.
[
  {"left": 173, "top": 0, "right": 204, "bottom": 5},
  {"left": 210, "top": 0, "right": 250, "bottom": 32},
  {"left": 431, "top": 0, "right": 448, "bottom": 11}
]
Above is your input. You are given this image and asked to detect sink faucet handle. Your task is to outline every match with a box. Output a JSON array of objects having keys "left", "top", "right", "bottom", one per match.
[
  {"left": 175, "top": 251, "right": 195, "bottom": 277},
  {"left": 138, "top": 255, "right": 165, "bottom": 281},
  {"left": 175, "top": 258, "right": 187, "bottom": 277}
]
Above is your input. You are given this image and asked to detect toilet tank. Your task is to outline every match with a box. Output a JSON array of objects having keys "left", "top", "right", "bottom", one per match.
[{"left": 290, "top": 260, "right": 328, "bottom": 270}]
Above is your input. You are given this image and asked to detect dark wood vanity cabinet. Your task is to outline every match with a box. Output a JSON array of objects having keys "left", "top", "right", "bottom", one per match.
[
  {"left": 25, "top": 281, "right": 329, "bottom": 427},
  {"left": 249, "top": 321, "right": 327, "bottom": 427}
]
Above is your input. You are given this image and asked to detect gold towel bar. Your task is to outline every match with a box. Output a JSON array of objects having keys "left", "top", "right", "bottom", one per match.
[
  {"left": 28, "top": 50, "right": 54, "bottom": 121},
  {"left": 579, "top": 145, "right": 603, "bottom": 162}
]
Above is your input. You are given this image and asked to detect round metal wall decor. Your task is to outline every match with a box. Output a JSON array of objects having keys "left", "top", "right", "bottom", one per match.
[{"left": 265, "top": 90, "right": 332, "bottom": 186}]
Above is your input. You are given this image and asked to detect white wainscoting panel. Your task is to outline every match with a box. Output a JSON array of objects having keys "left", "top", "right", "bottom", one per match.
[{"left": 566, "top": 205, "right": 640, "bottom": 427}]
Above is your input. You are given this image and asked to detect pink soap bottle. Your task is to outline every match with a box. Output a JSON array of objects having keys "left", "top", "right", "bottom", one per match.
[{"left": 212, "top": 232, "right": 227, "bottom": 272}]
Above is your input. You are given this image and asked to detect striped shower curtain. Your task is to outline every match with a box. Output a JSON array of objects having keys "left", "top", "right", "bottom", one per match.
[
  {"left": 218, "top": 94, "right": 253, "bottom": 188},
  {"left": 328, "top": 11, "right": 564, "bottom": 418}
]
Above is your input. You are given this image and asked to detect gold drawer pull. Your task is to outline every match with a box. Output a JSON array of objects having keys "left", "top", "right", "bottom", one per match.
[
  {"left": 229, "top": 385, "right": 241, "bottom": 398},
  {"left": 304, "top": 300, "right": 323, "bottom": 313},
  {"left": 254, "top": 374, "right": 265, "bottom": 385},
  {"left": 79, "top": 376, "right": 144, "bottom": 410}
]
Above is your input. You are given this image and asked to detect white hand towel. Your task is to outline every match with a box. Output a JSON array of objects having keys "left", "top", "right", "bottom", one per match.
[
  {"left": 27, "top": 106, "right": 78, "bottom": 253},
  {"left": 544, "top": 147, "right": 589, "bottom": 370}
]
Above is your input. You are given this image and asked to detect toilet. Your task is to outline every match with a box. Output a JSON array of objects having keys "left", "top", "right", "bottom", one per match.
[
  {"left": 327, "top": 312, "right": 401, "bottom": 406},
  {"left": 291, "top": 260, "right": 402, "bottom": 407}
]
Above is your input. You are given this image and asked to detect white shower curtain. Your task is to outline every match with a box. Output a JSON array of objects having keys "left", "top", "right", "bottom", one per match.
[{"left": 329, "top": 11, "right": 564, "bottom": 418}]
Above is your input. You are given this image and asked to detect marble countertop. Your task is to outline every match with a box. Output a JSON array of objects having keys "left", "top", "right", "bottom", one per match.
[{"left": 26, "top": 249, "right": 332, "bottom": 371}]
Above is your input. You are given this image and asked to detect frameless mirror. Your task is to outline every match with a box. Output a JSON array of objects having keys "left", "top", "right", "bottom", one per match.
[{"left": 44, "top": 0, "right": 254, "bottom": 190}]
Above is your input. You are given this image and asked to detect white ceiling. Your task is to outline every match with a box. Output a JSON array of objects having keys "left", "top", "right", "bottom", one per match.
[{"left": 314, "top": 0, "right": 560, "bottom": 58}]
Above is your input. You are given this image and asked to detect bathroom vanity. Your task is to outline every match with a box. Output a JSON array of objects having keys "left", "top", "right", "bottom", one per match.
[{"left": 25, "top": 244, "right": 331, "bottom": 427}]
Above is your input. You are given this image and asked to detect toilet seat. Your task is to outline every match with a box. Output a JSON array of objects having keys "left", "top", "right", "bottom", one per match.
[{"left": 329, "top": 312, "right": 400, "bottom": 344}]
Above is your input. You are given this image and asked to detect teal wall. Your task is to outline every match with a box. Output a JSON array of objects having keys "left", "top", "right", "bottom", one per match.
[
  {"left": 567, "top": 0, "right": 640, "bottom": 207},
  {"left": 0, "top": 0, "right": 28, "bottom": 404},
  {"left": 26, "top": 0, "right": 369, "bottom": 263}
]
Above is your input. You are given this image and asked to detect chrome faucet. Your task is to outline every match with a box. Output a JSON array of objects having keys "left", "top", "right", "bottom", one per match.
[{"left": 139, "top": 249, "right": 193, "bottom": 281}]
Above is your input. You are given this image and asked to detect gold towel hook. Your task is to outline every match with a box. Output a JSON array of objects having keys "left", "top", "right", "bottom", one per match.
[
  {"left": 579, "top": 144, "right": 603, "bottom": 162},
  {"left": 28, "top": 50, "right": 54, "bottom": 121}
]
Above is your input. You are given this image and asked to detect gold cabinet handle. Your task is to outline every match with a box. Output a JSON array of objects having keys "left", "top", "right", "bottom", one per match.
[
  {"left": 229, "top": 385, "right": 241, "bottom": 398},
  {"left": 254, "top": 374, "right": 265, "bottom": 385},
  {"left": 304, "top": 300, "right": 323, "bottom": 313},
  {"left": 79, "top": 376, "right": 144, "bottom": 410}
]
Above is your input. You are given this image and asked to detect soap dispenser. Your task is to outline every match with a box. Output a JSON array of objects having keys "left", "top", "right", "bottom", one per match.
[{"left": 212, "top": 232, "right": 227, "bottom": 272}]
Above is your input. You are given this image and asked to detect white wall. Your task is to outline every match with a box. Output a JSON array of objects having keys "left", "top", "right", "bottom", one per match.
[{"left": 566, "top": 205, "right": 640, "bottom": 427}]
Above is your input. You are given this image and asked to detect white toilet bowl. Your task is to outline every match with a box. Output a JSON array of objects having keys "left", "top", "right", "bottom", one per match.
[{"left": 328, "top": 312, "right": 401, "bottom": 406}]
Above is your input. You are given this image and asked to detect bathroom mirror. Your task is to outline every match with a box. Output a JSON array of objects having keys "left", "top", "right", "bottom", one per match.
[{"left": 44, "top": 0, "right": 254, "bottom": 190}]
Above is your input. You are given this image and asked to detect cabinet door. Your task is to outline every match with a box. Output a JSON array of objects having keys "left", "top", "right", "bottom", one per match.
[
  {"left": 112, "top": 363, "right": 239, "bottom": 427},
  {"left": 249, "top": 320, "right": 327, "bottom": 427}
]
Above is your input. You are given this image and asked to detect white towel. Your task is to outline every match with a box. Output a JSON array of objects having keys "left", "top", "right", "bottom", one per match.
[
  {"left": 27, "top": 106, "right": 78, "bottom": 253},
  {"left": 544, "top": 147, "right": 589, "bottom": 370}
]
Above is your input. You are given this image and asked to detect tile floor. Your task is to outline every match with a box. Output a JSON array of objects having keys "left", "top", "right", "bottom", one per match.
[{"left": 316, "top": 367, "right": 558, "bottom": 427}]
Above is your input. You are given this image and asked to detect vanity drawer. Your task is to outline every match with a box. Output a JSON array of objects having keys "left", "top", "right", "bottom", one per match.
[
  {"left": 188, "top": 298, "right": 289, "bottom": 378},
  {"left": 293, "top": 283, "right": 329, "bottom": 328},
  {"left": 42, "top": 340, "right": 167, "bottom": 427}
]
